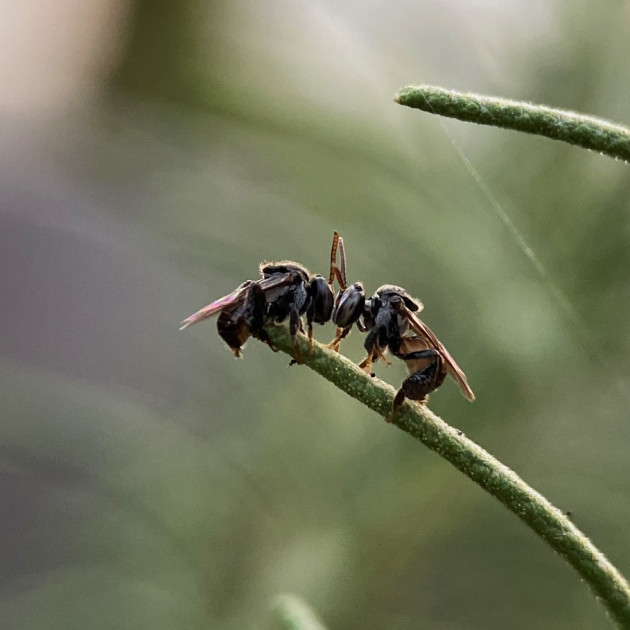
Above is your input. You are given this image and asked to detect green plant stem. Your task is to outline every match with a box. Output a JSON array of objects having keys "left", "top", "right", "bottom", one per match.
[
  {"left": 395, "top": 85, "right": 630, "bottom": 162},
  {"left": 270, "top": 594, "right": 329, "bottom": 630},
  {"left": 265, "top": 325, "right": 630, "bottom": 629}
]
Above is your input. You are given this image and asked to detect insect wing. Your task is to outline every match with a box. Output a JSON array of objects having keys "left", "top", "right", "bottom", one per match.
[
  {"left": 179, "top": 285, "right": 247, "bottom": 330},
  {"left": 402, "top": 306, "right": 475, "bottom": 401},
  {"left": 257, "top": 273, "right": 297, "bottom": 292}
]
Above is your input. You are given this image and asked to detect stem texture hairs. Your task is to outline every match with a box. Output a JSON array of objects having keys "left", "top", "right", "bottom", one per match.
[
  {"left": 265, "top": 324, "right": 630, "bottom": 629},
  {"left": 271, "top": 594, "right": 329, "bottom": 630},
  {"left": 395, "top": 85, "right": 630, "bottom": 162}
]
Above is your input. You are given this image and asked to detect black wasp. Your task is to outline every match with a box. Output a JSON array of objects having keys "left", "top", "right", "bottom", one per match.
[
  {"left": 180, "top": 231, "right": 474, "bottom": 420},
  {"left": 327, "top": 277, "right": 475, "bottom": 420},
  {"left": 365, "top": 285, "right": 474, "bottom": 420},
  {"left": 179, "top": 238, "right": 338, "bottom": 362}
]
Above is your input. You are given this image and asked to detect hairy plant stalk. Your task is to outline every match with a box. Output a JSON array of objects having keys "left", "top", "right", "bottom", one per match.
[
  {"left": 395, "top": 85, "right": 630, "bottom": 162},
  {"left": 270, "top": 594, "right": 329, "bottom": 630},
  {"left": 265, "top": 325, "right": 630, "bottom": 629}
]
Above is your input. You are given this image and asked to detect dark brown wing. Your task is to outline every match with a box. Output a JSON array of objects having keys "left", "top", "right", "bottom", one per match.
[
  {"left": 400, "top": 304, "right": 475, "bottom": 401},
  {"left": 256, "top": 273, "right": 299, "bottom": 291}
]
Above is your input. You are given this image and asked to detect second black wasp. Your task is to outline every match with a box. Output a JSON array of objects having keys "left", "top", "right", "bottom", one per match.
[{"left": 180, "top": 235, "right": 343, "bottom": 362}]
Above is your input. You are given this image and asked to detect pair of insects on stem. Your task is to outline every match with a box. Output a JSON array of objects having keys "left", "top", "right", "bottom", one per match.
[{"left": 180, "top": 232, "right": 474, "bottom": 421}]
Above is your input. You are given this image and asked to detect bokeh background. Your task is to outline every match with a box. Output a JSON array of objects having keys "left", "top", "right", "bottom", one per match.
[{"left": 2, "top": 2, "right": 630, "bottom": 628}]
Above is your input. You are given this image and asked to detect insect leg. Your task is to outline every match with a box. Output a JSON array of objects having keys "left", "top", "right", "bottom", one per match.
[
  {"left": 358, "top": 328, "right": 380, "bottom": 372},
  {"left": 373, "top": 343, "right": 392, "bottom": 367},
  {"left": 358, "top": 353, "right": 373, "bottom": 373},
  {"left": 387, "top": 389, "right": 407, "bottom": 423},
  {"left": 289, "top": 305, "right": 303, "bottom": 363},
  {"left": 325, "top": 326, "right": 352, "bottom": 352}
]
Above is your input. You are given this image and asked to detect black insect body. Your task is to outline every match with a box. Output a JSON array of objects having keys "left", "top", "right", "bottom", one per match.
[
  {"left": 358, "top": 285, "right": 422, "bottom": 372},
  {"left": 180, "top": 232, "right": 475, "bottom": 419},
  {"left": 180, "top": 246, "right": 336, "bottom": 362},
  {"left": 215, "top": 280, "right": 264, "bottom": 356},
  {"left": 180, "top": 276, "right": 281, "bottom": 357},
  {"left": 388, "top": 334, "right": 448, "bottom": 421},
  {"left": 259, "top": 261, "right": 335, "bottom": 359},
  {"left": 329, "top": 283, "right": 474, "bottom": 419}
]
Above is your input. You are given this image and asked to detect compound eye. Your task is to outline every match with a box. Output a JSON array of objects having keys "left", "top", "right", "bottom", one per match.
[
  {"left": 402, "top": 295, "right": 421, "bottom": 311},
  {"left": 310, "top": 276, "right": 334, "bottom": 324},
  {"left": 368, "top": 296, "right": 381, "bottom": 317},
  {"left": 332, "top": 283, "right": 365, "bottom": 328}
]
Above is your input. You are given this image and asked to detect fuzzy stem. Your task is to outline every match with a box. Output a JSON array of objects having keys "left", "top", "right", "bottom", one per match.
[
  {"left": 271, "top": 594, "right": 329, "bottom": 630},
  {"left": 266, "top": 325, "right": 630, "bottom": 629},
  {"left": 395, "top": 85, "right": 630, "bottom": 162}
]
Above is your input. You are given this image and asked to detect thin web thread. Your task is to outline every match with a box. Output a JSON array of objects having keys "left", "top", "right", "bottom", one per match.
[
  {"left": 438, "top": 123, "right": 585, "bottom": 334},
  {"left": 423, "top": 100, "right": 630, "bottom": 401}
]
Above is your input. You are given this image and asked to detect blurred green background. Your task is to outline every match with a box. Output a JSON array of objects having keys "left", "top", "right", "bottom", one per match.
[{"left": 1, "top": 2, "right": 629, "bottom": 629}]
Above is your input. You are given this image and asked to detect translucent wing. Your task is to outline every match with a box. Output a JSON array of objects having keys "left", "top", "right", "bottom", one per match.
[
  {"left": 179, "top": 273, "right": 298, "bottom": 331},
  {"left": 179, "top": 285, "right": 248, "bottom": 330},
  {"left": 400, "top": 304, "right": 475, "bottom": 401}
]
